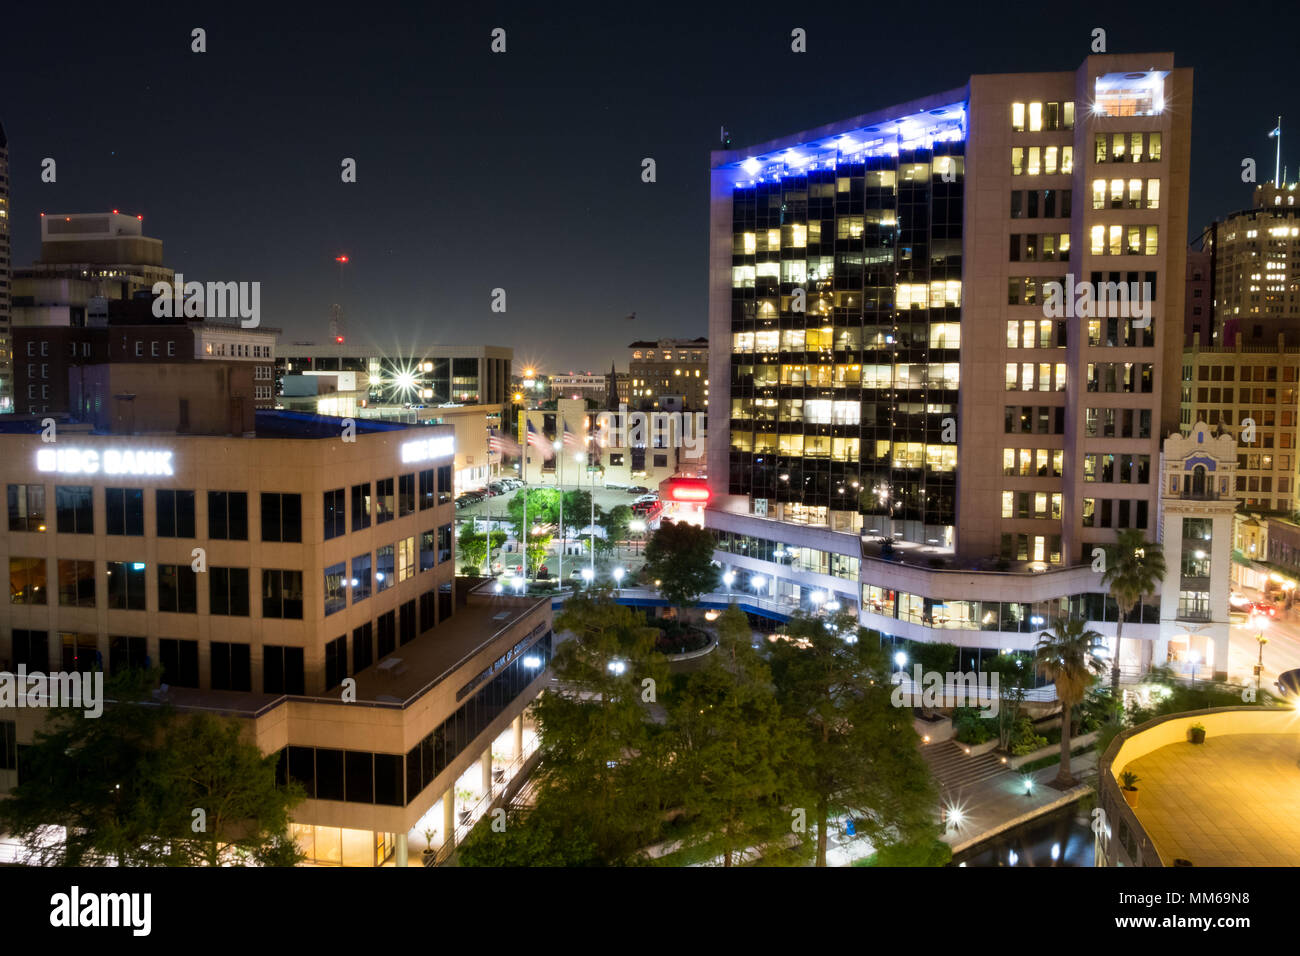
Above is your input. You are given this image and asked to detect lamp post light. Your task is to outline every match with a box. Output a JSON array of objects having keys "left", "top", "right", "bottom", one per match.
[
  {"left": 722, "top": 570, "right": 735, "bottom": 593},
  {"left": 613, "top": 567, "right": 625, "bottom": 592},
  {"left": 894, "top": 650, "right": 908, "bottom": 675},
  {"left": 1187, "top": 650, "right": 1201, "bottom": 689},
  {"left": 1256, "top": 625, "right": 1269, "bottom": 695}
]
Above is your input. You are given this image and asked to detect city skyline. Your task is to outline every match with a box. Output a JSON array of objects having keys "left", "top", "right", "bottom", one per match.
[{"left": 4, "top": 3, "right": 1299, "bottom": 369}]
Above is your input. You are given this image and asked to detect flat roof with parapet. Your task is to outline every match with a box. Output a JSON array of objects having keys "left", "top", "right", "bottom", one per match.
[
  {"left": 156, "top": 593, "right": 547, "bottom": 717},
  {"left": 0, "top": 410, "right": 435, "bottom": 440}
]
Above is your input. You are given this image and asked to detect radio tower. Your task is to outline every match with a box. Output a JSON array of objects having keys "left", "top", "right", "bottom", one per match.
[{"left": 330, "top": 254, "right": 348, "bottom": 343}]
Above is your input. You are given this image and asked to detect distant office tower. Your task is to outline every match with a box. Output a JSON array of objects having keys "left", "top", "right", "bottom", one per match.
[
  {"left": 1202, "top": 182, "right": 1300, "bottom": 346},
  {"left": 1184, "top": 246, "right": 1212, "bottom": 346},
  {"left": 0, "top": 122, "right": 10, "bottom": 413},
  {"left": 329, "top": 303, "right": 345, "bottom": 342},
  {"left": 709, "top": 54, "right": 1210, "bottom": 674},
  {"left": 628, "top": 337, "right": 708, "bottom": 410}
]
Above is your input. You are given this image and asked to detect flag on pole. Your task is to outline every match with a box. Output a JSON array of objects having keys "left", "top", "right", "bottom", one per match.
[
  {"left": 1270, "top": 126, "right": 1281, "bottom": 138},
  {"left": 489, "top": 428, "right": 520, "bottom": 457},
  {"left": 526, "top": 420, "right": 553, "bottom": 459},
  {"left": 562, "top": 419, "right": 580, "bottom": 448}
]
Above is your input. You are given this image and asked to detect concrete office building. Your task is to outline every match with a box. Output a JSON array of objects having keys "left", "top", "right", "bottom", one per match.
[
  {"left": 276, "top": 343, "right": 512, "bottom": 408},
  {"left": 549, "top": 373, "right": 606, "bottom": 402},
  {"left": 1184, "top": 246, "right": 1212, "bottom": 346},
  {"left": 628, "top": 337, "right": 709, "bottom": 411},
  {"left": 0, "top": 400, "right": 551, "bottom": 865},
  {"left": 707, "top": 53, "right": 1194, "bottom": 671},
  {"left": 1179, "top": 335, "right": 1300, "bottom": 513},
  {"left": 519, "top": 397, "right": 704, "bottom": 489},
  {"left": 1203, "top": 182, "right": 1300, "bottom": 347}
]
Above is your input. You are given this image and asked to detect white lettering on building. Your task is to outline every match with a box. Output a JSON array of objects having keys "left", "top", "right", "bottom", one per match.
[
  {"left": 36, "top": 448, "right": 174, "bottom": 477},
  {"left": 400, "top": 436, "right": 455, "bottom": 464}
]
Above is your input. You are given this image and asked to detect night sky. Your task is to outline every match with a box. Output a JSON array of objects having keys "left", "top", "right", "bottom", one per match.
[{"left": 5, "top": 1, "right": 1299, "bottom": 371}]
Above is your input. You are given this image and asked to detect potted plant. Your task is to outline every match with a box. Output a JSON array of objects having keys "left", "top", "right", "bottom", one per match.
[
  {"left": 422, "top": 827, "right": 437, "bottom": 860},
  {"left": 1189, "top": 722, "right": 1206, "bottom": 744},
  {"left": 456, "top": 787, "right": 476, "bottom": 825},
  {"left": 1119, "top": 769, "right": 1140, "bottom": 808}
]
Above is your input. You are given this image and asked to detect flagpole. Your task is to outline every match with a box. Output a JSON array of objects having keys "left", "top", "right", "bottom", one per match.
[
  {"left": 558, "top": 435, "right": 564, "bottom": 589},
  {"left": 1277, "top": 116, "right": 1283, "bottom": 188}
]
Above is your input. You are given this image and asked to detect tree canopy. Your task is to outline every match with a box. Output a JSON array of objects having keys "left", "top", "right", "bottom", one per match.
[{"left": 643, "top": 519, "right": 721, "bottom": 607}]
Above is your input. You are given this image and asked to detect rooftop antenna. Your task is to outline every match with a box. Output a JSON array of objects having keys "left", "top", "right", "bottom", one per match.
[{"left": 1269, "top": 117, "right": 1282, "bottom": 188}]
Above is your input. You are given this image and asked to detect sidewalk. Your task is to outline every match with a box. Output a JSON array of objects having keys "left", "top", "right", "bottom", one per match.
[{"left": 941, "top": 758, "right": 1094, "bottom": 856}]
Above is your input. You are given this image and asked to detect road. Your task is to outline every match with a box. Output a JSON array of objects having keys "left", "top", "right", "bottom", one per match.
[{"left": 1226, "top": 589, "right": 1300, "bottom": 695}]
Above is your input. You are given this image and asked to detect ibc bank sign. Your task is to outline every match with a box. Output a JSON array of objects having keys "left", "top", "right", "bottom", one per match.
[
  {"left": 400, "top": 435, "right": 454, "bottom": 464},
  {"left": 37, "top": 447, "right": 175, "bottom": 477}
]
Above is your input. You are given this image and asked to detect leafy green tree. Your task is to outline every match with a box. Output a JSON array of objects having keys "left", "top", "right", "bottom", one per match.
[
  {"left": 457, "top": 803, "right": 601, "bottom": 867},
  {"left": 1034, "top": 617, "right": 1105, "bottom": 787},
  {"left": 985, "top": 652, "right": 1034, "bottom": 749},
  {"left": 602, "top": 504, "right": 633, "bottom": 551},
  {"left": 458, "top": 523, "right": 488, "bottom": 574},
  {"left": 488, "top": 529, "right": 508, "bottom": 552},
  {"left": 506, "top": 487, "right": 560, "bottom": 540},
  {"left": 0, "top": 670, "right": 304, "bottom": 866},
  {"left": 768, "top": 612, "right": 939, "bottom": 867},
  {"left": 525, "top": 534, "right": 552, "bottom": 578},
  {"left": 643, "top": 519, "right": 721, "bottom": 608},
  {"left": 664, "top": 606, "right": 812, "bottom": 866},
  {"left": 528, "top": 594, "right": 670, "bottom": 862},
  {"left": 561, "top": 489, "right": 592, "bottom": 525},
  {"left": 1101, "top": 529, "right": 1166, "bottom": 696}
]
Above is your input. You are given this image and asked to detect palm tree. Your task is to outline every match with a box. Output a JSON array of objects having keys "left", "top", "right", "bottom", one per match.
[
  {"left": 1101, "top": 529, "right": 1166, "bottom": 696},
  {"left": 1035, "top": 617, "right": 1105, "bottom": 788}
]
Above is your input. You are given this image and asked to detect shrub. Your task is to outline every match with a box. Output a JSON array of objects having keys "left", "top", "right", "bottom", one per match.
[
  {"left": 1009, "top": 716, "right": 1048, "bottom": 756},
  {"left": 952, "top": 706, "right": 996, "bottom": 745}
]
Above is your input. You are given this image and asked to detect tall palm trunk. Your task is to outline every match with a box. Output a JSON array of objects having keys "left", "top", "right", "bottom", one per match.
[
  {"left": 1054, "top": 698, "right": 1075, "bottom": 787},
  {"left": 1110, "top": 613, "right": 1124, "bottom": 696}
]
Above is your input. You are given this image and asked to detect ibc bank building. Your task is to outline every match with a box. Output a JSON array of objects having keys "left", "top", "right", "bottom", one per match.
[{"left": 0, "top": 411, "right": 552, "bottom": 865}]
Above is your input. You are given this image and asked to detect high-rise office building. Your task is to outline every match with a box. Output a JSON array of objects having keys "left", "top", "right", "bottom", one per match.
[
  {"left": 1203, "top": 182, "right": 1300, "bottom": 346},
  {"left": 708, "top": 54, "right": 1203, "bottom": 673}
]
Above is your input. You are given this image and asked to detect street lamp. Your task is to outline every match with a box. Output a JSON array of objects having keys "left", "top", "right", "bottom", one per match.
[
  {"left": 1256, "top": 624, "right": 1269, "bottom": 695},
  {"left": 581, "top": 567, "right": 594, "bottom": 585},
  {"left": 612, "top": 567, "right": 625, "bottom": 591},
  {"left": 722, "top": 570, "right": 735, "bottom": 590},
  {"left": 894, "top": 650, "right": 908, "bottom": 672},
  {"left": 1187, "top": 650, "right": 1201, "bottom": 689}
]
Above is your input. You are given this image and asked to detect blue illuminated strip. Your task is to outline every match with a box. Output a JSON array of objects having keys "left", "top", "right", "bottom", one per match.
[{"left": 722, "top": 101, "right": 968, "bottom": 188}]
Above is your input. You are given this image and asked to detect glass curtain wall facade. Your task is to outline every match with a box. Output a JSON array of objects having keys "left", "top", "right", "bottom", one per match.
[{"left": 727, "top": 113, "right": 964, "bottom": 545}]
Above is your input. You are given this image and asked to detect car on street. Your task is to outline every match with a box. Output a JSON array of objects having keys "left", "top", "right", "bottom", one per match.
[
  {"left": 633, "top": 493, "right": 659, "bottom": 505},
  {"left": 1276, "top": 668, "right": 1300, "bottom": 697},
  {"left": 1248, "top": 601, "right": 1278, "bottom": 618},
  {"left": 627, "top": 486, "right": 650, "bottom": 495},
  {"left": 631, "top": 500, "right": 660, "bottom": 517}
]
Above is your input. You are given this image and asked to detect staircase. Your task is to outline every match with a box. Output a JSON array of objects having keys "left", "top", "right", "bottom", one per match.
[{"left": 921, "top": 741, "right": 1009, "bottom": 792}]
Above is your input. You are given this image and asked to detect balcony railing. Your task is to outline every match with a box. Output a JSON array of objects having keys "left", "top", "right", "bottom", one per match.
[{"left": 427, "top": 735, "right": 540, "bottom": 867}]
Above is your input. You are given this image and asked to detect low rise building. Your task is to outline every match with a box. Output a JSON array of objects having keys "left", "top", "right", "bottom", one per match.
[{"left": 0, "top": 398, "right": 550, "bottom": 865}]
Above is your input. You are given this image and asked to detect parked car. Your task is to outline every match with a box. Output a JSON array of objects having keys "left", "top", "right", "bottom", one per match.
[
  {"left": 627, "top": 485, "right": 650, "bottom": 495},
  {"left": 631, "top": 500, "right": 660, "bottom": 517},
  {"left": 633, "top": 493, "right": 659, "bottom": 505},
  {"left": 1248, "top": 601, "right": 1278, "bottom": 619},
  {"left": 1276, "top": 668, "right": 1300, "bottom": 697}
]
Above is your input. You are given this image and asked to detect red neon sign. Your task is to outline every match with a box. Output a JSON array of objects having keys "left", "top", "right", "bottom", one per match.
[{"left": 666, "top": 479, "right": 711, "bottom": 503}]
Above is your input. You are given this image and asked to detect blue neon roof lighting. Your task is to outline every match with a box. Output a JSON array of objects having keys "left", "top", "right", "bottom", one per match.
[{"left": 720, "top": 100, "right": 968, "bottom": 188}]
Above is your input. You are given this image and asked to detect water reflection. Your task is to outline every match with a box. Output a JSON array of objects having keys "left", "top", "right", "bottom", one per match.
[{"left": 951, "top": 800, "right": 1093, "bottom": 867}]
